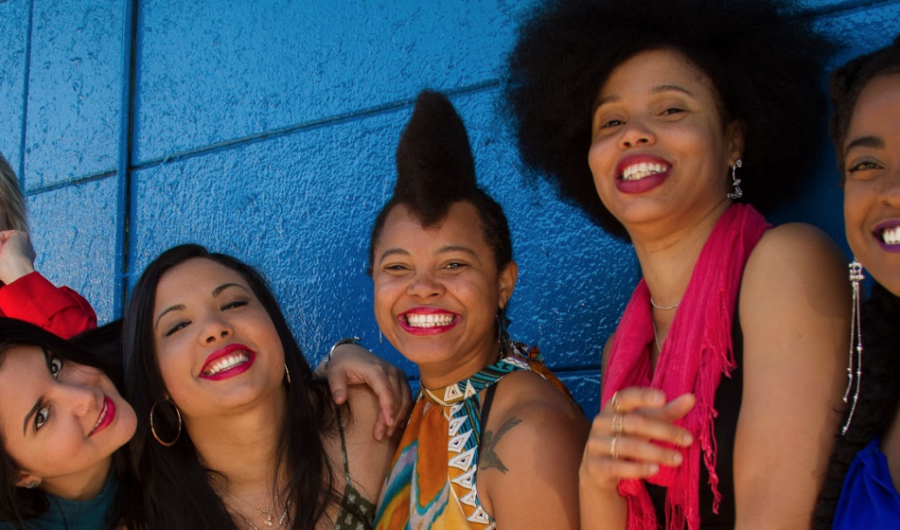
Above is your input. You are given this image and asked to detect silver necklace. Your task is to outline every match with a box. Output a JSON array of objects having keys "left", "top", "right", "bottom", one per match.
[
  {"left": 652, "top": 317, "right": 663, "bottom": 354},
  {"left": 650, "top": 297, "right": 679, "bottom": 310}
]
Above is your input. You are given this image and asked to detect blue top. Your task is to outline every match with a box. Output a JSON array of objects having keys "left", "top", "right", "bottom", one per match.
[
  {"left": 0, "top": 473, "right": 118, "bottom": 530},
  {"left": 833, "top": 438, "right": 900, "bottom": 530}
]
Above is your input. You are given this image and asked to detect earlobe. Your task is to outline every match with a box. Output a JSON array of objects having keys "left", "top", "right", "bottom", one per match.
[
  {"left": 727, "top": 120, "right": 746, "bottom": 162},
  {"left": 15, "top": 471, "right": 41, "bottom": 489},
  {"left": 498, "top": 262, "right": 519, "bottom": 310}
]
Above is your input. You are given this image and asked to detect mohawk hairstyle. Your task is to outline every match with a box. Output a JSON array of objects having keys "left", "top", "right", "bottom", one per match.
[
  {"left": 504, "top": 0, "right": 835, "bottom": 239},
  {"left": 368, "top": 90, "right": 513, "bottom": 273},
  {"left": 394, "top": 90, "right": 478, "bottom": 226}
]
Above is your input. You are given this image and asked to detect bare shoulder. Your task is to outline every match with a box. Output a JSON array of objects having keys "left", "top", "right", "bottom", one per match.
[
  {"left": 746, "top": 223, "right": 845, "bottom": 278},
  {"left": 481, "top": 369, "right": 588, "bottom": 472},
  {"left": 476, "top": 370, "right": 588, "bottom": 528},
  {"left": 742, "top": 222, "right": 848, "bottom": 320},
  {"left": 340, "top": 386, "right": 401, "bottom": 501}
]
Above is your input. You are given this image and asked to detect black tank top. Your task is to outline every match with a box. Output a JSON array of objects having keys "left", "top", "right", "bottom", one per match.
[{"left": 646, "top": 316, "right": 744, "bottom": 529}]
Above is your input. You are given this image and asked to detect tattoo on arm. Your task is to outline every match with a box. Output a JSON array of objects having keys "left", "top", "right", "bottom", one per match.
[{"left": 478, "top": 416, "right": 522, "bottom": 474}]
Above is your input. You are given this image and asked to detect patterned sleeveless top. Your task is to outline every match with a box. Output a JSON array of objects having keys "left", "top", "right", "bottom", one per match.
[{"left": 373, "top": 341, "right": 573, "bottom": 530}]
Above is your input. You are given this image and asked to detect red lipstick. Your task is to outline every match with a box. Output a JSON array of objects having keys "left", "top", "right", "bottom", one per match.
[
  {"left": 398, "top": 307, "right": 459, "bottom": 336},
  {"left": 89, "top": 396, "right": 116, "bottom": 437},
  {"left": 614, "top": 154, "right": 672, "bottom": 194},
  {"left": 199, "top": 343, "right": 256, "bottom": 381}
]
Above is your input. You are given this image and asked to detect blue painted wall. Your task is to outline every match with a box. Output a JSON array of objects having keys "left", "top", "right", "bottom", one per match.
[{"left": 2, "top": 0, "right": 898, "bottom": 417}]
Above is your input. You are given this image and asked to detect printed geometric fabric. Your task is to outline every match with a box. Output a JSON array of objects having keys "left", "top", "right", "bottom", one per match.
[{"left": 373, "top": 341, "right": 573, "bottom": 530}]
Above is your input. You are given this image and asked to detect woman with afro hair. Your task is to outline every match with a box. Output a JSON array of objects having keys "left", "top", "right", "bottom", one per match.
[
  {"left": 813, "top": 35, "right": 900, "bottom": 530},
  {"left": 505, "top": 0, "right": 849, "bottom": 528}
]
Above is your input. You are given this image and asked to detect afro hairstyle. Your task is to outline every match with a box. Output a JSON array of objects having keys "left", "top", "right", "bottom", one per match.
[
  {"left": 504, "top": 0, "right": 836, "bottom": 239},
  {"left": 368, "top": 90, "right": 512, "bottom": 273}
]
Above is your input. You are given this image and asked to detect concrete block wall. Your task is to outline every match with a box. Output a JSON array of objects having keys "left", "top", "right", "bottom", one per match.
[{"left": 2, "top": 0, "right": 897, "bottom": 417}]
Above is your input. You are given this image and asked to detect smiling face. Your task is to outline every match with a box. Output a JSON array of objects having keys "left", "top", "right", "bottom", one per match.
[
  {"left": 0, "top": 345, "right": 136, "bottom": 499},
  {"left": 843, "top": 74, "right": 900, "bottom": 295},
  {"left": 152, "top": 258, "right": 286, "bottom": 420},
  {"left": 371, "top": 202, "right": 517, "bottom": 387},
  {"left": 588, "top": 48, "right": 742, "bottom": 239}
]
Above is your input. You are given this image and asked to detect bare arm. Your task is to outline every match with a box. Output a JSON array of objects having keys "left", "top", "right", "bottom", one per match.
[
  {"left": 479, "top": 370, "right": 590, "bottom": 530},
  {"left": 733, "top": 224, "right": 848, "bottom": 529}
]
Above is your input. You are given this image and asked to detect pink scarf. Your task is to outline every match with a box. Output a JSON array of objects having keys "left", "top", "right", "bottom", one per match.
[{"left": 601, "top": 204, "right": 769, "bottom": 530}]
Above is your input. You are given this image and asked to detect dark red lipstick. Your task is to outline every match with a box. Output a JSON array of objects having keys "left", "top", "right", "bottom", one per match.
[
  {"left": 199, "top": 343, "right": 256, "bottom": 381},
  {"left": 398, "top": 307, "right": 459, "bottom": 336},
  {"left": 614, "top": 154, "right": 672, "bottom": 194}
]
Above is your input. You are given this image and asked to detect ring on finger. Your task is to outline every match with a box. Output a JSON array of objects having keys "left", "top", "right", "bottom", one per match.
[
  {"left": 611, "top": 391, "right": 621, "bottom": 413},
  {"left": 609, "top": 434, "right": 621, "bottom": 460},
  {"left": 611, "top": 412, "right": 624, "bottom": 435}
]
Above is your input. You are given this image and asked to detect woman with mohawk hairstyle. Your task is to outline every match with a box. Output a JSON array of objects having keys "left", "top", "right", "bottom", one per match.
[
  {"left": 505, "top": 0, "right": 849, "bottom": 528},
  {"left": 369, "top": 90, "right": 589, "bottom": 530}
]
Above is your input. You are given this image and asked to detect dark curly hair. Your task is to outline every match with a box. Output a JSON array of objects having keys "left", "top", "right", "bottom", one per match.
[
  {"left": 504, "top": 0, "right": 835, "bottom": 238},
  {"left": 813, "top": 283, "right": 900, "bottom": 529},
  {"left": 368, "top": 90, "right": 512, "bottom": 272},
  {"left": 828, "top": 34, "right": 900, "bottom": 178}
]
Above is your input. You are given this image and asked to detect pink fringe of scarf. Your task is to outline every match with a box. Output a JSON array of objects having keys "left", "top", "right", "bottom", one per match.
[{"left": 600, "top": 204, "right": 769, "bottom": 530}]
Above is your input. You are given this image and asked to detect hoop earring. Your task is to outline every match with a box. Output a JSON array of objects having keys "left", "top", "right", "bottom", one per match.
[
  {"left": 727, "top": 159, "right": 743, "bottom": 200},
  {"left": 842, "top": 260, "right": 865, "bottom": 435},
  {"left": 284, "top": 363, "right": 292, "bottom": 385},
  {"left": 150, "top": 400, "right": 183, "bottom": 447}
]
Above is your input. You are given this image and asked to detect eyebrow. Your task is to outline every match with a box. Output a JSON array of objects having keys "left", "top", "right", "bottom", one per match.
[
  {"left": 845, "top": 135, "right": 885, "bottom": 153},
  {"left": 23, "top": 399, "right": 42, "bottom": 436},
  {"left": 593, "top": 84, "right": 695, "bottom": 113},
  {"left": 378, "top": 245, "right": 479, "bottom": 264},
  {"left": 212, "top": 283, "right": 247, "bottom": 297},
  {"left": 378, "top": 248, "right": 409, "bottom": 264},
  {"left": 153, "top": 283, "right": 249, "bottom": 329},
  {"left": 437, "top": 245, "right": 478, "bottom": 258}
]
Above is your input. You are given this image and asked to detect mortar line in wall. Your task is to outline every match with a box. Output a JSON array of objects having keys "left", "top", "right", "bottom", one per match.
[
  {"left": 23, "top": 170, "right": 116, "bottom": 197},
  {"left": 133, "top": 79, "right": 500, "bottom": 170},
  {"left": 794, "top": 0, "right": 897, "bottom": 19},
  {"left": 113, "top": 0, "right": 139, "bottom": 318},
  {"left": 16, "top": 0, "right": 35, "bottom": 190}
]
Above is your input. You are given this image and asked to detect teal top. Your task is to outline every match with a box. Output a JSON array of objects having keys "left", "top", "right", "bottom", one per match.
[{"left": 0, "top": 473, "right": 118, "bottom": 530}]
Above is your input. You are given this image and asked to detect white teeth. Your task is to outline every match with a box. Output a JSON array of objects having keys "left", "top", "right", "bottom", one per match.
[
  {"left": 204, "top": 353, "right": 250, "bottom": 375},
  {"left": 91, "top": 400, "right": 108, "bottom": 433},
  {"left": 406, "top": 313, "right": 455, "bottom": 328},
  {"left": 621, "top": 162, "right": 668, "bottom": 181},
  {"left": 882, "top": 226, "right": 900, "bottom": 245}
]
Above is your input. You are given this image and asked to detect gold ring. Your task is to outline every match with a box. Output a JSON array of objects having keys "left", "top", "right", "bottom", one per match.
[
  {"left": 611, "top": 413, "right": 624, "bottom": 435},
  {"left": 611, "top": 391, "right": 620, "bottom": 413},
  {"left": 609, "top": 434, "right": 621, "bottom": 459}
]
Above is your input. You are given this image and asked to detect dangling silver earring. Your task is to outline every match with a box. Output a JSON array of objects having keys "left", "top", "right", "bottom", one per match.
[
  {"left": 727, "top": 159, "right": 743, "bottom": 199},
  {"left": 284, "top": 363, "right": 292, "bottom": 385},
  {"left": 842, "top": 260, "right": 865, "bottom": 435},
  {"left": 378, "top": 328, "right": 383, "bottom": 345},
  {"left": 25, "top": 481, "right": 40, "bottom": 489}
]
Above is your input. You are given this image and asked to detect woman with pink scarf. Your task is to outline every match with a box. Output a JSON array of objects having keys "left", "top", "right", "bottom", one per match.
[{"left": 506, "top": 0, "right": 849, "bottom": 528}]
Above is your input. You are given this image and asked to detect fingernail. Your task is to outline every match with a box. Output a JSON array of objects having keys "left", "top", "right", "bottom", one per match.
[
  {"left": 683, "top": 434, "right": 694, "bottom": 445},
  {"left": 649, "top": 464, "right": 659, "bottom": 475},
  {"left": 672, "top": 453, "right": 683, "bottom": 465}
]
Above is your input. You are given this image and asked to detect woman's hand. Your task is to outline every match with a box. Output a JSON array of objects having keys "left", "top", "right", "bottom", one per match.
[
  {"left": 318, "top": 343, "right": 413, "bottom": 441},
  {"left": 581, "top": 388, "right": 695, "bottom": 492},
  {"left": 0, "top": 230, "right": 36, "bottom": 285}
]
